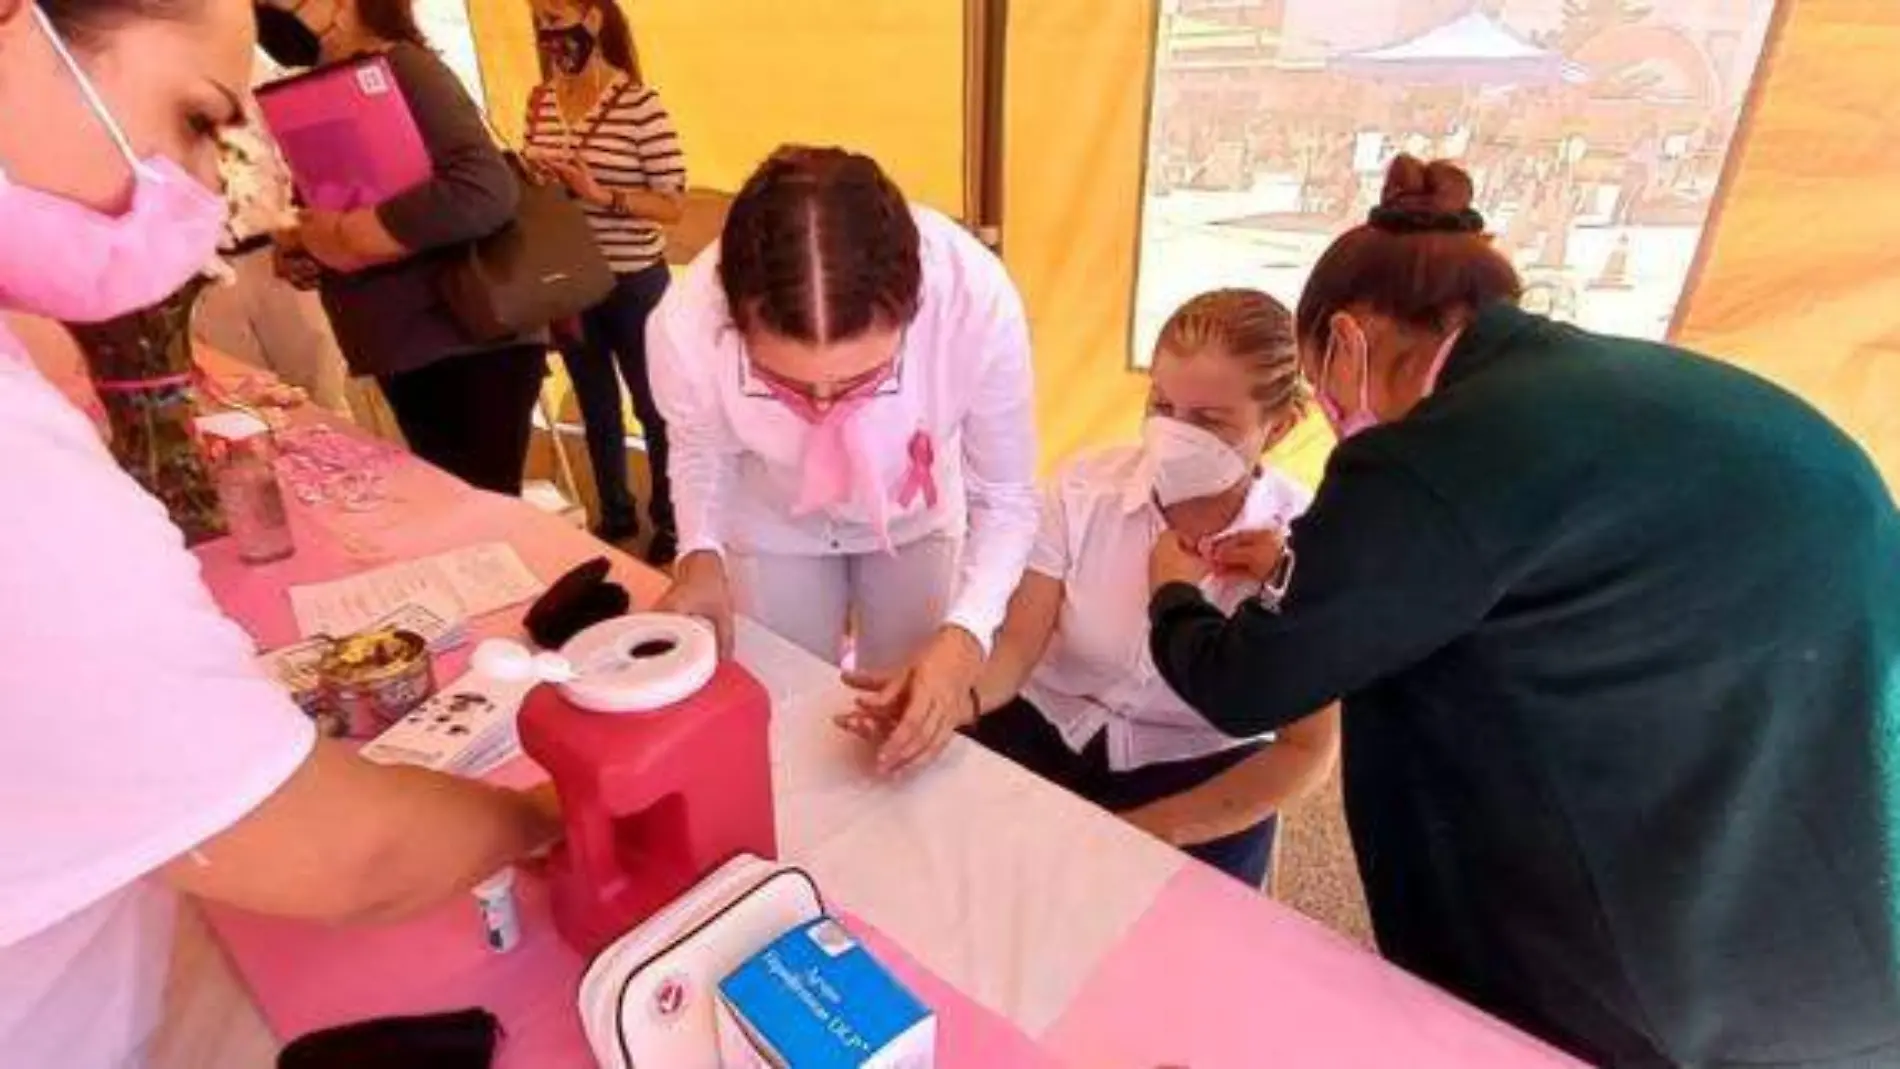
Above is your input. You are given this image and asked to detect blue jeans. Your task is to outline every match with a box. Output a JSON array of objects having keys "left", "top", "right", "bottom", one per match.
[
  {"left": 560, "top": 263, "right": 673, "bottom": 537},
  {"left": 969, "top": 697, "right": 1278, "bottom": 886}
]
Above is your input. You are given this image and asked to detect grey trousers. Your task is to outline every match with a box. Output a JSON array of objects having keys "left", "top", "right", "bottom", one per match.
[{"left": 727, "top": 535, "right": 959, "bottom": 673}]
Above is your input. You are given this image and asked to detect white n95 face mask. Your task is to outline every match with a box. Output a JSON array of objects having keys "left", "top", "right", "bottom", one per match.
[{"left": 1142, "top": 416, "right": 1253, "bottom": 507}]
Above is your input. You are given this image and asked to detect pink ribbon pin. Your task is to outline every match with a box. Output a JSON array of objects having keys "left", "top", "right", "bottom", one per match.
[{"left": 895, "top": 430, "right": 938, "bottom": 510}]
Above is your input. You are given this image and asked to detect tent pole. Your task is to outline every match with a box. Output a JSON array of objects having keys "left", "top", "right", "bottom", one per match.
[
  {"left": 1666, "top": 0, "right": 1793, "bottom": 344},
  {"left": 964, "top": 0, "right": 1008, "bottom": 253}
]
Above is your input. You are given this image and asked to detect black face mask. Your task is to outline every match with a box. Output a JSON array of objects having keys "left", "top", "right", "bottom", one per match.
[
  {"left": 536, "top": 24, "right": 597, "bottom": 76},
  {"left": 257, "top": 4, "right": 322, "bottom": 69}
]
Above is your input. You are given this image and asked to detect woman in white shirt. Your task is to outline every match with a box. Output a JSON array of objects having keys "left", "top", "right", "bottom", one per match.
[
  {"left": 965, "top": 290, "right": 1340, "bottom": 884},
  {"left": 649, "top": 146, "right": 1039, "bottom": 775}
]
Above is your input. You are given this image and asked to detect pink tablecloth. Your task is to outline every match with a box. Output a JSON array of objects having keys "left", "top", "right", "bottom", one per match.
[
  {"left": 1048, "top": 866, "right": 1578, "bottom": 1068},
  {"left": 205, "top": 874, "right": 1054, "bottom": 1068},
  {"left": 192, "top": 378, "right": 1582, "bottom": 1069}
]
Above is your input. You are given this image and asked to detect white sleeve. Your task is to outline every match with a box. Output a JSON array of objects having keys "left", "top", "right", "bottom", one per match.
[
  {"left": 942, "top": 268, "right": 1040, "bottom": 652},
  {"left": 1275, "top": 469, "right": 1317, "bottom": 527},
  {"left": 0, "top": 359, "right": 314, "bottom": 944},
  {"left": 646, "top": 280, "right": 740, "bottom": 559},
  {"left": 1026, "top": 476, "right": 1072, "bottom": 580}
]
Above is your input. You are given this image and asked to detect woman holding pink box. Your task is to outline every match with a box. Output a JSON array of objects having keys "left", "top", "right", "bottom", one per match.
[{"left": 264, "top": 0, "right": 550, "bottom": 496}]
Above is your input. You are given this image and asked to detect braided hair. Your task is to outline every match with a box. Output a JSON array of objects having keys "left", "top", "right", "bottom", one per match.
[{"left": 718, "top": 146, "right": 922, "bottom": 344}]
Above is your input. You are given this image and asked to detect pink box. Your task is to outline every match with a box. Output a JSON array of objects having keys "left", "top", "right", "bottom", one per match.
[{"left": 256, "top": 55, "right": 432, "bottom": 212}]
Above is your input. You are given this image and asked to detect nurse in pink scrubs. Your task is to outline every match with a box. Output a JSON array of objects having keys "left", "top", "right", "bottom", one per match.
[
  {"left": 0, "top": 2, "right": 556, "bottom": 1065},
  {"left": 649, "top": 146, "right": 1040, "bottom": 775}
]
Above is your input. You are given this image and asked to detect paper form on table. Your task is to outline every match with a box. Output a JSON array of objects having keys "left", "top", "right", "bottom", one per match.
[{"left": 289, "top": 542, "right": 545, "bottom": 638}]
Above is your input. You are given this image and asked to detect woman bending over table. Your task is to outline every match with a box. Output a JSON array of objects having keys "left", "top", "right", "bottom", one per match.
[
  {"left": 650, "top": 146, "right": 1040, "bottom": 776},
  {"left": 0, "top": 2, "right": 556, "bottom": 1065},
  {"left": 902, "top": 290, "right": 1339, "bottom": 885},
  {"left": 1146, "top": 156, "right": 1900, "bottom": 1065}
]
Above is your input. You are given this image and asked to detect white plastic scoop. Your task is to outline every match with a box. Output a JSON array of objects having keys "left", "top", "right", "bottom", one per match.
[
  {"left": 469, "top": 615, "right": 718, "bottom": 715},
  {"left": 471, "top": 638, "right": 585, "bottom": 684}
]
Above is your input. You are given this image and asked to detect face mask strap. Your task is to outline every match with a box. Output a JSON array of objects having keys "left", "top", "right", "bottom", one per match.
[
  {"left": 30, "top": 3, "right": 147, "bottom": 177},
  {"left": 1317, "top": 332, "right": 1343, "bottom": 411},
  {"left": 1321, "top": 322, "right": 1374, "bottom": 420},
  {"left": 1356, "top": 340, "right": 1374, "bottom": 413}
]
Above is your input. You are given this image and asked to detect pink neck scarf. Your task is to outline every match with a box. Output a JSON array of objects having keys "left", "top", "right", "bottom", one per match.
[
  {"left": 761, "top": 368, "right": 897, "bottom": 547},
  {"left": 759, "top": 364, "right": 942, "bottom": 552}
]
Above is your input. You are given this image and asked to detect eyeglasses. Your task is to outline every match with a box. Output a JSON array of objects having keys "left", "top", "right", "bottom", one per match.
[{"left": 739, "top": 332, "right": 907, "bottom": 408}]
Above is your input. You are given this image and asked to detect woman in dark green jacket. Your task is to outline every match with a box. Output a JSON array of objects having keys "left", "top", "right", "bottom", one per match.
[{"left": 1148, "top": 156, "right": 1900, "bottom": 1067}]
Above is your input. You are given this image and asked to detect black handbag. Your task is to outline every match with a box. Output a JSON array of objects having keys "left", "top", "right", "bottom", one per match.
[
  {"left": 439, "top": 89, "right": 618, "bottom": 343},
  {"left": 278, "top": 1007, "right": 502, "bottom": 1069},
  {"left": 438, "top": 155, "right": 615, "bottom": 343}
]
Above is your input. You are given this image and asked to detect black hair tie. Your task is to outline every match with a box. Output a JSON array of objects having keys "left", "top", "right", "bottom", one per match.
[{"left": 1367, "top": 205, "right": 1487, "bottom": 235}]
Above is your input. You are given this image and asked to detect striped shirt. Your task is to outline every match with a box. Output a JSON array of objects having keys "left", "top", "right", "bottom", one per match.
[{"left": 523, "top": 80, "right": 686, "bottom": 273}]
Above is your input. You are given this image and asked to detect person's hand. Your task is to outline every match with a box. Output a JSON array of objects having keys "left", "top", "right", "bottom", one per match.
[
  {"left": 295, "top": 210, "right": 355, "bottom": 272},
  {"left": 835, "top": 626, "right": 984, "bottom": 776},
  {"left": 655, "top": 550, "right": 734, "bottom": 659},
  {"left": 522, "top": 156, "right": 556, "bottom": 185},
  {"left": 275, "top": 249, "right": 324, "bottom": 290},
  {"left": 1205, "top": 528, "right": 1287, "bottom": 583},
  {"left": 520, "top": 144, "right": 560, "bottom": 182},
  {"left": 545, "top": 157, "right": 610, "bottom": 208},
  {"left": 271, "top": 231, "right": 324, "bottom": 290},
  {"left": 1149, "top": 531, "right": 1211, "bottom": 594}
]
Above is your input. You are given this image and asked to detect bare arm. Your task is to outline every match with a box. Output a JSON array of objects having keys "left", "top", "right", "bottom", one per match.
[
  {"left": 1122, "top": 704, "right": 1341, "bottom": 848},
  {"left": 973, "top": 570, "right": 1063, "bottom": 715},
  {"left": 572, "top": 183, "right": 683, "bottom": 224},
  {"left": 617, "top": 187, "right": 685, "bottom": 223},
  {"left": 528, "top": 83, "right": 687, "bottom": 224},
  {"left": 524, "top": 159, "right": 682, "bottom": 224},
  {"left": 295, "top": 208, "right": 410, "bottom": 273},
  {"left": 158, "top": 740, "right": 556, "bottom": 925}
]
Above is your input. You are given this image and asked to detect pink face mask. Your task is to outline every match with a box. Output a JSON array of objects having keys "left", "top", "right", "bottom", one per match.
[
  {"left": 0, "top": 5, "right": 227, "bottom": 324},
  {"left": 1316, "top": 325, "right": 1459, "bottom": 440}
]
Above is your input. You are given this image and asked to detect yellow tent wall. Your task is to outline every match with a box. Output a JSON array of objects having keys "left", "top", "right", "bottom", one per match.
[
  {"left": 1672, "top": 0, "right": 1900, "bottom": 491},
  {"left": 467, "top": 0, "right": 965, "bottom": 213},
  {"left": 1001, "top": 1, "right": 1155, "bottom": 468},
  {"left": 469, "top": 0, "right": 1900, "bottom": 488},
  {"left": 1003, "top": 0, "right": 1337, "bottom": 485}
]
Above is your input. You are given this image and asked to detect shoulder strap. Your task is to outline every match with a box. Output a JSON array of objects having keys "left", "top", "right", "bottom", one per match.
[{"left": 578, "top": 79, "right": 636, "bottom": 149}]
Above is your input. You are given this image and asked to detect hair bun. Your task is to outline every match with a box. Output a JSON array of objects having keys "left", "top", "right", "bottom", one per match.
[
  {"left": 1370, "top": 155, "right": 1483, "bottom": 234},
  {"left": 1380, "top": 154, "right": 1474, "bottom": 214}
]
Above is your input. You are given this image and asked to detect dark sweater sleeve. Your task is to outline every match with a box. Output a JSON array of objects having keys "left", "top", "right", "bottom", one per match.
[
  {"left": 1149, "top": 441, "right": 1500, "bottom": 736},
  {"left": 375, "top": 44, "right": 519, "bottom": 252}
]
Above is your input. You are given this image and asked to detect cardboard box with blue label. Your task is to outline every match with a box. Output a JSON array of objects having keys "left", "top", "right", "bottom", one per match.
[{"left": 715, "top": 916, "right": 936, "bottom": 1068}]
